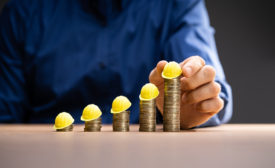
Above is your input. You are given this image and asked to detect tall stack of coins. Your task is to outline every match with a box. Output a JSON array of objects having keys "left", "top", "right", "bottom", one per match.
[
  {"left": 84, "top": 117, "right": 102, "bottom": 132},
  {"left": 111, "top": 96, "right": 132, "bottom": 132},
  {"left": 54, "top": 112, "right": 74, "bottom": 132},
  {"left": 139, "top": 83, "right": 159, "bottom": 132},
  {"left": 81, "top": 104, "right": 102, "bottom": 132},
  {"left": 113, "top": 111, "right": 130, "bottom": 132},
  {"left": 163, "top": 77, "right": 181, "bottom": 132},
  {"left": 56, "top": 124, "right": 74, "bottom": 132},
  {"left": 162, "top": 61, "right": 182, "bottom": 132}
]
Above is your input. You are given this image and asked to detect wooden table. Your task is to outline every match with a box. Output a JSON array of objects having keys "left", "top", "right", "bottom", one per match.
[{"left": 0, "top": 124, "right": 275, "bottom": 168}]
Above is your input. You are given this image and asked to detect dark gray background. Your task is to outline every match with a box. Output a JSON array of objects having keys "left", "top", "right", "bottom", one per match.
[
  {"left": 1, "top": 0, "right": 274, "bottom": 123},
  {"left": 206, "top": 0, "right": 275, "bottom": 123}
]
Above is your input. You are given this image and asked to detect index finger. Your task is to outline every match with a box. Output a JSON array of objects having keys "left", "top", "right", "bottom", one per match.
[
  {"left": 180, "top": 56, "right": 205, "bottom": 78},
  {"left": 149, "top": 60, "right": 167, "bottom": 87}
]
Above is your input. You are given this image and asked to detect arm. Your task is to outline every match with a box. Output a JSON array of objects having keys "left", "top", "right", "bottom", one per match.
[
  {"left": 150, "top": 0, "right": 232, "bottom": 128},
  {"left": 0, "top": 1, "right": 29, "bottom": 123}
]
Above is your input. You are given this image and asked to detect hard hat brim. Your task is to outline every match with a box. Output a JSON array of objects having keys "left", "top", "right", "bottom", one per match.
[
  {"left": 111, "top": 109, "right": 124, "bottom": 113},
  {"left": 161, "top": 72, "right": 181, "bottom": 79},
  {"left": 80, "top": 113, "right": 102, "bottom": 121},
  {"left": 139, "top": 94, "right": 158, "bottom": 101},
  {"left": 53, "top": 119, "right": 74, "bottom": 130},
  {"left": 111, "top": 103, "right": 131, "bottom": 113}
]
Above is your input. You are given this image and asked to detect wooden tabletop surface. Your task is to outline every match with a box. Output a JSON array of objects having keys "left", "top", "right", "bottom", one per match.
[{"left": 0, "top": 124, "right": 275, "bottom": 168}]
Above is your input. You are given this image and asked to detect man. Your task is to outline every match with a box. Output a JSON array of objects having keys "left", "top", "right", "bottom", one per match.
[{"left": 0, "top": 0, "right": 232, "bottom": 129}]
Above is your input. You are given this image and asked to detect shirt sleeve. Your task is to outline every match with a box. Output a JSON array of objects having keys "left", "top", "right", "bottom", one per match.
[
  {"left": 162, "top": 0, "right": 233, "bottom": 126},
  {"left": 0, "top": 1, "right": 29, "bottom": 123}
]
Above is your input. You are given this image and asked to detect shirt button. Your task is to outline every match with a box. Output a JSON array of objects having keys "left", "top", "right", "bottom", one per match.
[{"left": 99, "top": 62, "right": 106, "bottom": 69}]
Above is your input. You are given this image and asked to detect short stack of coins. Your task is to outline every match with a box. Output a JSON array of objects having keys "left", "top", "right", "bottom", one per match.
[
  {"left": 54, "top": 112, "right": 74, "bottom": 132},
  {"left": 113, "top": 111, "right": 130, "bottom": 132},
  {"left": 56, "top": 124, "right": 73, "bottom": 132},
  {"left": 139, "top": 99, "right": 156, "bottom": 131},
  {"left": 81, "top": 104, "right": 102, "bottom": 132},
  {"left": 163, "top": 77, "right": 181, "bottom": 132},
  {"left": 84, "top": 117, "right": 102, "bottom": 132},
  {"left": 111, "top": 96, "right": 132, "bottom": 132}
]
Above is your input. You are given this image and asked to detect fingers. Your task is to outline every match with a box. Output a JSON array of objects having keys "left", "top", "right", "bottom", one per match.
[
  {"left": 180, "top": 96, "right": 224, "bottom": 129},
  {"left": 181, "top": 65, "right": 216, "bottom": 91},
  {"left": 149, "top": 60, "right": 167, "bottom": 87},
  {"left": 180, "top": 56, "right": 205, "bottom": 78},
  {"left": 196, "top": 97, "right": 224, "bottom": 113},
  {"left": 182, "top": 81, "right": 221, "bottom": 104},
  {"left": 149, "top": 60, "right": 167, "bottom": 114}
]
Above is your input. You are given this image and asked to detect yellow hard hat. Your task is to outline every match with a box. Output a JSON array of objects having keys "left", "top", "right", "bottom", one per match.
[
  {"left": 161, "top": 61, "right": 182, "bottom": 79},
  {"left": 53, "top": 112, "right": 74, "bottom": 130},
  {"left": 139, "top": 83, "right": 159, "bottom": 101},
  {"left": 81, "top": 104, "right": 102, "bottom": 121},
  {"left": 111, "top": 96, "right": 131, "bottom": 113}
]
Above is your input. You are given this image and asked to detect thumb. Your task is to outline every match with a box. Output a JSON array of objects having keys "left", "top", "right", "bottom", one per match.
[{"left": 149, "top": 60, "right": 167, "bottom": 87}]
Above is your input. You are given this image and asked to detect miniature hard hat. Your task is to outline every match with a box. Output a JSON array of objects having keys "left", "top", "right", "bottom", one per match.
[
  {"left": 161, "top": 61, "right": 182, "bottom": 79},
  {"left": 53, "top": 112, "right": 74, "bottom": 130},
  {"left": 139, "top": 83, "right": 159, "bottom": 101},
  {"left": 81, "top": 104, "right": 102, "bottom": 121},
  {"left": 111, "top": 96, "right": 131, "bottom": 113}
]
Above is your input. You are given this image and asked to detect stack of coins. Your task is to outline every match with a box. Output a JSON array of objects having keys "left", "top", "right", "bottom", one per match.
[
  {"left": 84, "top": 117, "right": 102, "bottom": 132},
  {"left": 56, "top": 124, "right": 73, "bottom": 132},
  {"left": 113, "top": 111, "right": 130, "bottom": 132},
  {"left": 163, "top": 77, "right": 181, "bottom": 132},
  {"left": 54, "top": 112, "right": 74, "bottom": 132},
  {"left": 139, "top": 99, "right": 156, "bottom": 132}
]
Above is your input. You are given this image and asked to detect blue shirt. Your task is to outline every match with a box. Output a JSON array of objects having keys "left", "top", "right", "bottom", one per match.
[{"left": 0, "top": 0, "right": 232, "bottom": 126}]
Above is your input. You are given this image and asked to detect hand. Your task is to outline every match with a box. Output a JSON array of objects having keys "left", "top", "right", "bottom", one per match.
[{"left": 149, "top": 56, "right": 224, "bottom": 129}]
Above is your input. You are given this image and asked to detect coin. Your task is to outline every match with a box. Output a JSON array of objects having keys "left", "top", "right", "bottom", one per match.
[
  {"left": 113, "top": 111, "right": 130, "bottom": 132},
  {"left": 163, "top": 77, "right": 181, "bottom": 132},
  {"left": 139, "top": 99, "right": 156, "bottom": 132},
  {"left": 84, "top": 117, "right": 102, "bottom": 132},
  {"left": 56, "top": 124, "right": 73, "bottom": 132}
]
